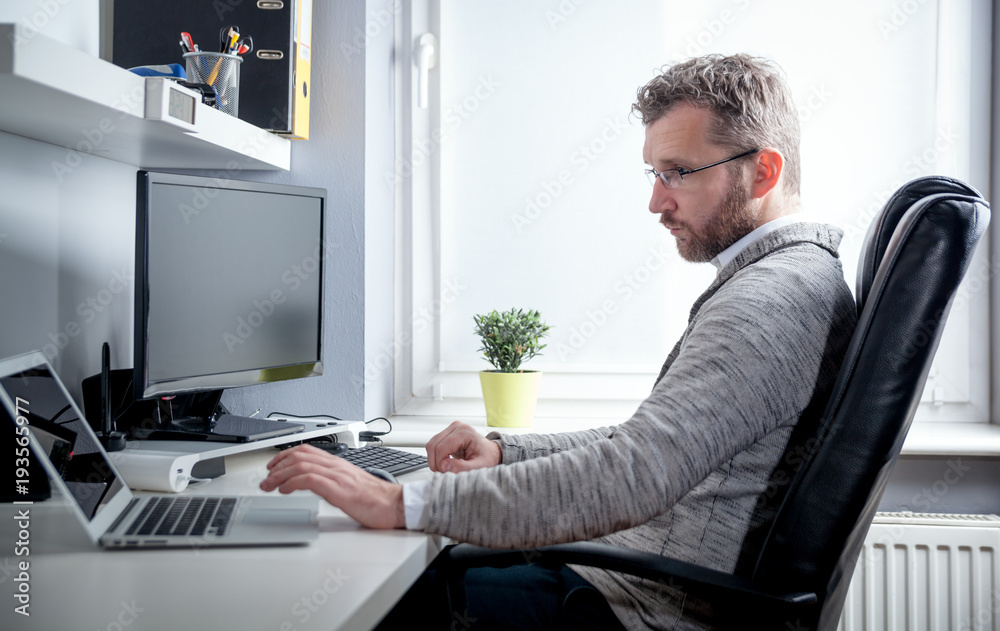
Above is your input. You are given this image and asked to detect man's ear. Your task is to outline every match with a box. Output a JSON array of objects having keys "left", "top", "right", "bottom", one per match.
[{"left": 749, "top": 148, "right": 783, "bottom": 200}]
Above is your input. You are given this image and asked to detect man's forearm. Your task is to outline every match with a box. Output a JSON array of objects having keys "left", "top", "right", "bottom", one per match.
[{"left": 489, "top": 426, "right": 614, "bottom": 463}]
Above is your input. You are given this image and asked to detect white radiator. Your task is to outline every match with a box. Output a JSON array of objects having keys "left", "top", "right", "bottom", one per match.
[{"left": 838, "top": 512, "right": 1000, "bottom": 631}]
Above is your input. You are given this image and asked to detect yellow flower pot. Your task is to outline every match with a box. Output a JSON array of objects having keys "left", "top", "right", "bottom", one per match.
[{"left": 479, "top": 370, "right": 542, "bottom": 428}]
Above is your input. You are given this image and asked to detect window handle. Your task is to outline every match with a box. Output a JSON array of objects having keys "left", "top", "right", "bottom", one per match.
[{"left": 415, "top": 33, "right": 438, "bottom": 109}]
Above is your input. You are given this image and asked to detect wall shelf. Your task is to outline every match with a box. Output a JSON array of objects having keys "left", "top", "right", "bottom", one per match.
[{"left": 0, "top": 23, "right": 290, "bottom": 171}]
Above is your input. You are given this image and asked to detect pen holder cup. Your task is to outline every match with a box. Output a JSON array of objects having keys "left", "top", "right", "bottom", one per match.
[{"left": 183, "top": 52, "right": 242, "bottom": 117}]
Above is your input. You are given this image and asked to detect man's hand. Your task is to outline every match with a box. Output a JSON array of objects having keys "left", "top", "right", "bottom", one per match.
[
  {"left": 425, "top": 420, "right": 502, "bottom": 473},
  {"left": 259, "top": 444, "right": 404, "bottom": 529}
]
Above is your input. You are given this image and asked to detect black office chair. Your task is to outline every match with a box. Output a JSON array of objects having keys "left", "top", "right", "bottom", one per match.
[{"left": 439, "top": 176, "right": 990, "bottom": 630}]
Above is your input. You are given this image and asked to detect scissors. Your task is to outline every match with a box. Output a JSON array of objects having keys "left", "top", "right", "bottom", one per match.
[{"left": 235, "top": 36, "right": 253, "bottom": 56}]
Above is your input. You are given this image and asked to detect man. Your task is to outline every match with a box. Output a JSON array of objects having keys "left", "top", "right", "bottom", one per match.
[{"left": 261, "top": 54, "right": 857, "bottom": 630}]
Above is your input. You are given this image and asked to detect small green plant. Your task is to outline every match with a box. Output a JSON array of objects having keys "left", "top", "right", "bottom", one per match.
[{"left": 473, "top": 308, "right": 551, "bottom": 373}]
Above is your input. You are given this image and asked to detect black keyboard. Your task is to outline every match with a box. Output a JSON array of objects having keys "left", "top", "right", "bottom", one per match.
[{"left": 337, "top": 446, "right": 428, "bottom": 476}]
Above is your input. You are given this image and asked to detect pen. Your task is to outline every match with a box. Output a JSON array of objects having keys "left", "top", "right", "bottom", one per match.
[
  {"left": 206, "top": 58, "right": 224, "bottom": 85},
  {"left": 220, "top": 25, "right": 239, "bottom": 53}
]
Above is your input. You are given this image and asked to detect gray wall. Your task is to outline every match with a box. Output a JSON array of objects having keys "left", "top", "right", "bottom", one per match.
[
  {"left": 0, "top": 0, "right": 386, "bottom": 423},
  {"left": 0, "top": 131, "right": 137, "bottom": 402},
  {"left": 879, "top": 456, "right": 1000, "bottom": 516}
]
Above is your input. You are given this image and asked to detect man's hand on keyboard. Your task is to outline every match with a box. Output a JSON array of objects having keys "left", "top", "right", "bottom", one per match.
[
  {"left": 260, "top": 444, "right": 405, "bottom": 529},
  {"left": 425, "top": 420, "right": 502, "bottom": 473}
]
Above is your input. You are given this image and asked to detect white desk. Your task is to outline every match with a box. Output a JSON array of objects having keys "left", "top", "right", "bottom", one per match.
[{"left": 0, "top": 448, "right": 444, "bottom": 631}]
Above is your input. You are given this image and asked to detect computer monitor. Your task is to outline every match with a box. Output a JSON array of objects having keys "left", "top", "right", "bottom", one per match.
[{"left": 134, "top": 171, "right": 326, "bottom": 405}]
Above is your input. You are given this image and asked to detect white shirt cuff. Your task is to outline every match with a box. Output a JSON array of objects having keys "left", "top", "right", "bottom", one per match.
[{"left": 402, "top": 480, "right": 431, "bottom": 530}]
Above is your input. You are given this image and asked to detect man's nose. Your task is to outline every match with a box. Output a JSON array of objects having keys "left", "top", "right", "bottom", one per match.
[{"left": 649, "top": 181, "right": 676, "bottom": 214}]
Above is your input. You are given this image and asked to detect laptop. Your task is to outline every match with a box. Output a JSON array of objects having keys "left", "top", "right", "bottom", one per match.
[{"left": 0, "top": 350, "right": 319, "bottom": 549}]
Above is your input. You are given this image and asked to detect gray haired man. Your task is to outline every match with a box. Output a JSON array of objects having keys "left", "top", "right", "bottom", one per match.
[{"left": 262, "top": 54, "right": 857, "bottom": 631}]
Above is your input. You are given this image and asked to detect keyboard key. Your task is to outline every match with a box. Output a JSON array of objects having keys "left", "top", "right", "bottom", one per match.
[
  {"left": 174, "top": 498, "right": 205, "bottom": 535},
  {"left": 211, "top": 498, "right": 237, "bottom": 536},
  {"left": 155, "top": 498, "right": 190, "bottom": 535},
  {"left": 191, "top": 498, "right": 219, "bottom": 536},
  {"left": 125, "top": 498, "right": 159, "bottom": 535},
  {"left": 136, "top": 498, "right": 172, "bottom": 535}
]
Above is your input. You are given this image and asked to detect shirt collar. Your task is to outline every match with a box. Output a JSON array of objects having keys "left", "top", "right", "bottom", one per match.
[{"left": 710, "top": 214, "right": 804, "bottom": 270}]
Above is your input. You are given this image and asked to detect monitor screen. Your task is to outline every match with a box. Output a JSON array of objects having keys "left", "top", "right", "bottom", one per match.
[{"left": 135, "top": 171, "right": 326, "bottom": 399}]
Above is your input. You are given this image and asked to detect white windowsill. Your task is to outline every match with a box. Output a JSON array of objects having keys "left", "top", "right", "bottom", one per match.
[
  {"left": 381, "top": 415, "right": 614, "bottom": 447},
  {"left": 383, "top": 414, "right": 1000, "bottom": 457},
  {"left": 898, "top": 422, "right": 1000, "bottom": 457}
]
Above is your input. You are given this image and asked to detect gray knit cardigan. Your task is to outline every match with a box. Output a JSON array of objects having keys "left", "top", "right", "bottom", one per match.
[{"left": 423, "top": 222, "right": 858, "bottom": 630}]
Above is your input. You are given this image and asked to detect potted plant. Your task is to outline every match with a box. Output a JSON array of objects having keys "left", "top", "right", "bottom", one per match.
[{"left": 473, "top": 308, "right": 551, "bottom": 427}]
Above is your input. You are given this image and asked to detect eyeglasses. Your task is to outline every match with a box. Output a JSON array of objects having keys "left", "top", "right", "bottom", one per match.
[{"left": 645, "top": 148, "right": 759, "bottom": 189}]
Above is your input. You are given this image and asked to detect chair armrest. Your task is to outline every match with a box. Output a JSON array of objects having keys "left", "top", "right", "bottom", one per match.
[{"left": 444, "top": 541, "right": 816, "bottom": 615}]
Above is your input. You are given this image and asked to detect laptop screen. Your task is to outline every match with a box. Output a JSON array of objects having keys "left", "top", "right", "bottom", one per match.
[{"left": 1, "top": 361, "right": 128, "bottom": 524}]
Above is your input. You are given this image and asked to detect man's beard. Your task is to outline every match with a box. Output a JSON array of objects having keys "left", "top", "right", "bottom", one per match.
[{"left": 672, "top": 179, "right": 759, "bottom": 263}]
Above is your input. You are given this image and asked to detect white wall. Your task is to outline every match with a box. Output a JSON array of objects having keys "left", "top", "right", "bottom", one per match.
[{"left": 0, "top": 0, "right": 99, "bottom": 56}]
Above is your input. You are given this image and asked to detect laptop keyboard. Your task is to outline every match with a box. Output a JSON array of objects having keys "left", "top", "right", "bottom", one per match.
[
  {"left": 115, "top": 450, "right": 426, "bottom": 539},
  {"left": 124, "top": 497, "right": 237, "bottom": 537},
  {"left": 337, "top": 446, "right": 428, "bottom": 476}
]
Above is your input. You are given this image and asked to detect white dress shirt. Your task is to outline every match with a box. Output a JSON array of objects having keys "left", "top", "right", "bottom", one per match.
[
  {"left": 710, "top": 213, "right": 803, "bottom": 270},
  {"left": 403, "top": 476, "right": 432, "bottom": 529}
]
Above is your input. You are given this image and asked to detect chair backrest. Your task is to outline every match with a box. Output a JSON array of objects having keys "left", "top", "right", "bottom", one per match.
[
  {"left": 749, "top": 176, "right": 990, "bottom": 630},
  {"left": 856, "top": 176, "right": 984, "bottom": 310}
]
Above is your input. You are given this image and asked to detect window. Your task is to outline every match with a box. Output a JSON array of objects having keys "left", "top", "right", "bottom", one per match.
[{"left": 393, "top": 0, "right": 993, "bottom": 423}]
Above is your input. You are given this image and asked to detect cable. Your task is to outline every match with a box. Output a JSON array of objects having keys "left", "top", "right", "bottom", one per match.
[
  {"left": 273, "top": 433, "right": 341, "bottom": 451},
  {"left": 266, "top": 411, "right": 343, "bottom": 421},
  {"left": 51, "top": 404, "right": 75, "bottom": 424},
  {"left": 359, "top": 417, "right": 392, "bottom": 444},
  {"left": 264, "top": 412, "right": 393, "bottom": 445},
  {"left": 308, "top": 434, "right": 338, "bottom": 443},
  {"left": 180, "top": 475, "right": 213, "bottom": 487}
]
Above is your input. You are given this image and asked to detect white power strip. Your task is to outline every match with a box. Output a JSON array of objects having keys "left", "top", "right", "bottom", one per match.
[{"left": 109, "top": 450, "right": 202, "bottom": 493}]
